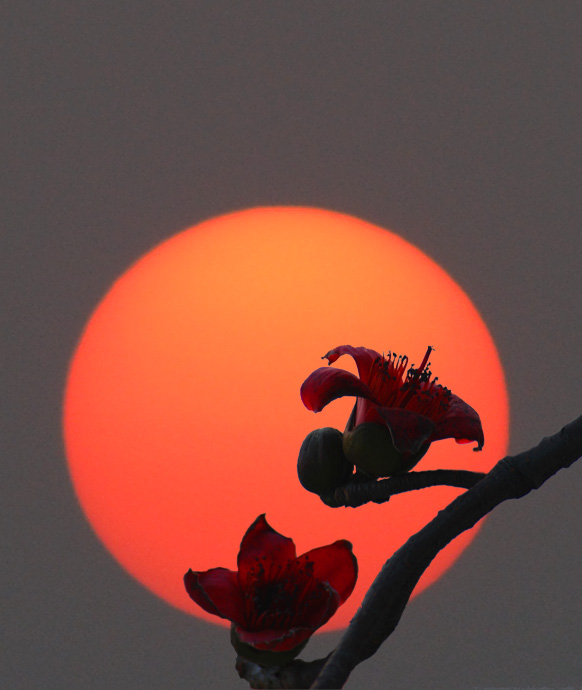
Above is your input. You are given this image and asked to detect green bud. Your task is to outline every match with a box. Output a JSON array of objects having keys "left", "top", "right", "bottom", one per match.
[
  {"left": 230, "top": 624, "right": 309, "bottom": 667},
  {"left": 297, "top": 428, "right": 353, "bottom": 494},
  {"left": 343, "top": 423, "right": 429, "bottom": 478}
]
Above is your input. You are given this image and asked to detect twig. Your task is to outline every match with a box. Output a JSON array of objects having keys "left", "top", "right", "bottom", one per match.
[
  {"left": 320, "top": 469, "right": 485, "bottom": 507},
  {"left": 236, "top": 655, "right": 329, "bottom": 689}
]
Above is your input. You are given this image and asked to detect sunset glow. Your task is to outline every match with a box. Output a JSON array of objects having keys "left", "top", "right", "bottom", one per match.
[{"left": 63, "top": 207, "right": 509, "bottom": 630}]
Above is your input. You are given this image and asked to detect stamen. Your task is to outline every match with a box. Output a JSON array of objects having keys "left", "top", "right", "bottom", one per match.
[
  {"left": 367, "top": 352, "right": 410, "bottom": 405},
  {"left": 418, "top": 345, "right": 433, "bottom": 373},
  {"left": 243, "top": 554, "right": 318, "bottom": 631}
]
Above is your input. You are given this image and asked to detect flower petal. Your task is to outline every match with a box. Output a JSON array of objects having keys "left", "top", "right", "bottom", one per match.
[
  {"left": 302, "top": 540, "right": 358, "bottom": 605},
  {"left": 300, "top": 367, "right": 378, "bottom": 412},
  {"left": 184, "top": 567, "right": 246, "bottom": 625},
  {"left": 372, "top": 406, "right": 436, "bottom": 455},
  {"left": 298, "top": 580, "right": 342, "bottom": 630},
  {"left": 431, "top": 393, "right": 485, "bottom": 450},
  {"left": 234, "top": 624, "right": 314, "bottom": 652},
  {"left": 237, "top": 515, "right": 296, "bottom": 588},
  {"left": 323, "top": 344, "right": 383, "bottom": 383}
]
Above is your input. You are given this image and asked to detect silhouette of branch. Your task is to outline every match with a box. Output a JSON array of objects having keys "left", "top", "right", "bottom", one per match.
[
  {"left": 320, "top": 469, "right": 485, "bottom": 507},
  {"left": 311, "top": 415, "right": 582, "bottom": 688},
  {"left": 235, "top": 655, "right": 329, "bottom": 689}
]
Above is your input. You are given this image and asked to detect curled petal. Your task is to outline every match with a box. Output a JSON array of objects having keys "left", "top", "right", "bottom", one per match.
[
  {"left": 432, "top": 394, "right": 485, "bottom": 450},
  {"left": 184, "top": 568, "right": 245, "bottom": 625},
  {"left": 237, "top": 515, "right": 296, "bottom": 588},
  {"left": 302, "top": 540, "right": 358, "bottom": 605},
  {"left": 300, "top": 367, "right": 378, "bottom": 412},
  {"left": 323, "top": 345, "right": 382, "bottom": 383}
]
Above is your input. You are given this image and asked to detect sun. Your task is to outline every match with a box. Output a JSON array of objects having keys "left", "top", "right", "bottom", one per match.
[{"left": 63, "top": 207, "right": 509, "bottom": 630}]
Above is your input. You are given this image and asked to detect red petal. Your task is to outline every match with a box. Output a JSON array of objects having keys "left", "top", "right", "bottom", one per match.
[
  {"left": 237, "top": 515, "right": 296, "bottom": 588},
  {"left": 184, "top": 568, "right": 245, "bottom": 625},
  {"left": 298, "top": 581, "right": 342, "bottom": 630},
  {"left": 323, "top": 345, "right": 382, "bottom": 383},
  {"left": 373, "top": 407, "right": 436, "bottom": 455},
  {"left": 302, "top": 540, "right": 358, "bottom": 605},
  {"left": 234, "top": 625, "right": 313, "bottom": 652},
  {"left": 432, "top": 393, "right": 485, "bottom": 450},
  {"left": 300, "top": 367, "right": 378, "bottom": 412}
]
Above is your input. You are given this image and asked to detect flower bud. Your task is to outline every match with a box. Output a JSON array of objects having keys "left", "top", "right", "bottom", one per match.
[
  {"left": 343, "top": 422, "right": 429, "bottom": 478},
  {"left": 297, "top": 427, "right": 353, "bottom": 494}
]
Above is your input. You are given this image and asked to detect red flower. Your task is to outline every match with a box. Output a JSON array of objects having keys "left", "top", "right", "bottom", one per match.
[
  {"left": 184, "top": 515, "right": 357, "bottom": 664},
  {"left": 300, "top": 345, "right": 484, "bottom": 477}
]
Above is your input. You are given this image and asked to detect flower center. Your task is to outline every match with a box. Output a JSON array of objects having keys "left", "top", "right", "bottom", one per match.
[
  {"left": 368, "top": 346, "right": 452, "bottom": 421},
  {"left": 243, "top": 554, "right": 320, "bottom": 631}
]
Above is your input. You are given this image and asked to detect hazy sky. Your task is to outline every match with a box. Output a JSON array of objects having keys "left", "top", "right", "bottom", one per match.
[{"left": 4, "top": 3, "right": 581, "bottom": 689}]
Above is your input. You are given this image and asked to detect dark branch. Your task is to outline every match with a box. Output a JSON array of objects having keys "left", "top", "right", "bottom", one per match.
[
  {"left": 236, "top": 655, "right": 329, "bottom": 689},
  {"left": 311, "top": 415, "right": 582, "bottom": 688},
  {"left": 320, "top": 469, "right": 485, "bottom": 507}
]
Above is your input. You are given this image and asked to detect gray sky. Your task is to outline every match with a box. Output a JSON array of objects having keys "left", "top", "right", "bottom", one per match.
[{"left": 4, "top": 2, "right": 581, "bottom": 688}]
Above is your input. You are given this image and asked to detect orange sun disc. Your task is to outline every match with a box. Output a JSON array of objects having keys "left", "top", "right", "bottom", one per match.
[{"left": 63, "top": 207, "right": 509, "bottom": 631}]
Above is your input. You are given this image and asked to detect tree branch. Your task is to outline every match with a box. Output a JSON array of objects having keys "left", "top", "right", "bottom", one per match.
[
  {"left": 320, "top": 469, "right": 485, "bottom": 507},
  {"left": 311, "top": 415, "right": 582, "bottom": 688},
  {"left": 236, "top": 655, "right": 329, "bottom": 689}
]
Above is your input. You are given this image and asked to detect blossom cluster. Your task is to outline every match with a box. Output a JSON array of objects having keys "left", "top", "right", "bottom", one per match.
[{"left": 184, "top": 344, "right": 483, "bottom": 665}]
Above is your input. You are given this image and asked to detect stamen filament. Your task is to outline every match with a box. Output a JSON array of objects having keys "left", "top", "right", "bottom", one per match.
[{"left": 365, "top": 346, "right": 451, "bottom": 422}]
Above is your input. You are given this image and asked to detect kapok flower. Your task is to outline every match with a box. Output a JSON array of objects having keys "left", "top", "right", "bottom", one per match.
[
  {"left": 184, "top": 514, "right": 357, "bottom": 666},
  {"left": 300, "top": 345, "right": 484, "bottom": 477}
]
